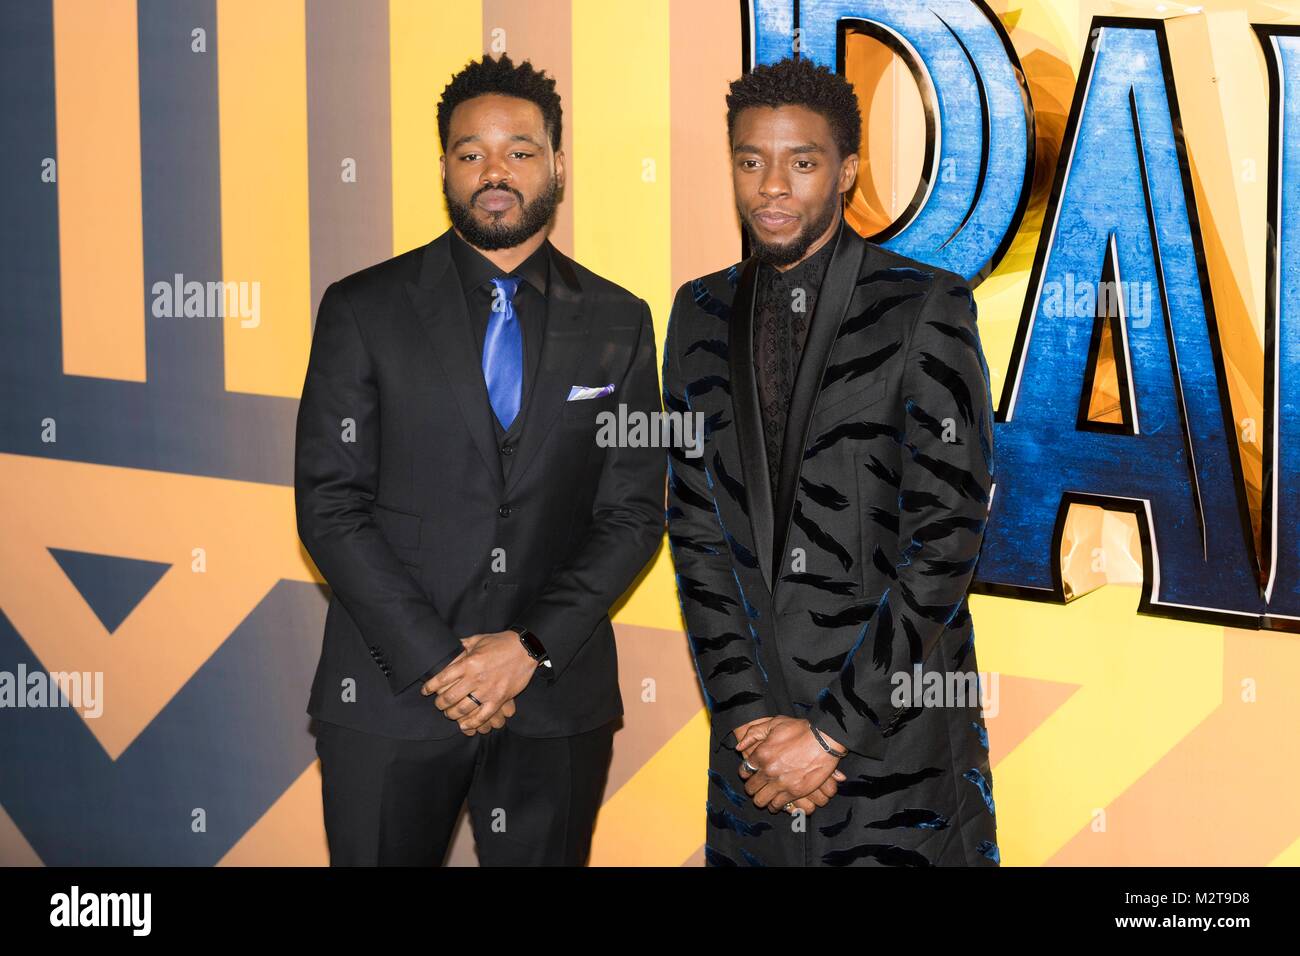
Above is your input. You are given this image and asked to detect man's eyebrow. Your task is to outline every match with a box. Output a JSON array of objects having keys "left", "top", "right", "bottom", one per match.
[
  {"left": 449, "top": 133, "right": 546, "bottom": 151},
  {"left": 731, "top": 142, "right": 826, "bottom": 155}
]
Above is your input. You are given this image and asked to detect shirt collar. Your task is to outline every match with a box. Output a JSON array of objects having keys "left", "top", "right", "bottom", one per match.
[
  {"left": 758, "top": 222, "right": 838, "bottom": 289},
  {"left": 448, "top": 228, "right": 551, "bottom": 298}
]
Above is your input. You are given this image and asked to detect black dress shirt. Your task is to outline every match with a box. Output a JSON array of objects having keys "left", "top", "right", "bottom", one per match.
[
  {"left": 448, "top": 229, "right": 551, "bottom": 472},
  {"left": 752, "top": 236, "right": 836, "bottom": 503}
]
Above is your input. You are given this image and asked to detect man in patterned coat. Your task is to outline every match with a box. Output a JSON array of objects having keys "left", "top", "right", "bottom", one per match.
[{"left": 664, "top": 57, "right": 999, "bottom": 867}]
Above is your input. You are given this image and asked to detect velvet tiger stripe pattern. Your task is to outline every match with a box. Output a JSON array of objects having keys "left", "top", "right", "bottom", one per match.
[{"left": 665, "top": 220, "right": 998, "bottom": 867}]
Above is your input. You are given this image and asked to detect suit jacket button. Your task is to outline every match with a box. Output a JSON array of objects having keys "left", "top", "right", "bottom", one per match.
[
  {"left": 500, "top": 443, "right": 514, "bottom": 456},
  {"left": 498, "top": 505, "right": 512, "bottom": 517}
]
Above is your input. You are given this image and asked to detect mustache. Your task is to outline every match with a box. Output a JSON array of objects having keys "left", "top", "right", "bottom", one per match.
[{"left": 473, "top": 183, "right": 525, "bottom": 203}]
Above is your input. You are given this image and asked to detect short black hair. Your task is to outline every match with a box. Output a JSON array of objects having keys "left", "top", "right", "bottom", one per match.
[
  {"left": 726, "top": 57, "right": 861, "bottom": 161},
  {"left": 437, "top": 53, "right": 562, "bottom": 152}
]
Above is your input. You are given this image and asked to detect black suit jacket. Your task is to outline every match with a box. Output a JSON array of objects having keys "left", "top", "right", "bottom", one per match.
[
  {"left": 664, "top": 219, "right": 999, "bottom": 865},
  {"left": 296, "top": 228, "right": 664, "bottom": 739}
]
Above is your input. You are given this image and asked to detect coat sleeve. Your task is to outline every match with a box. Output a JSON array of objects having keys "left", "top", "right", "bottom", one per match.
[
  {"left": 663, "top": 282, "right": 774, "bottom": 732},
  {"left": 294, "top": 280, "right": 465, "bottom": 695},
  {"left": 810, "top": 271, "right": 995, "bottom": 758},
  {"left": 514, "top": 298, "right": 666, "bottom": 682}
]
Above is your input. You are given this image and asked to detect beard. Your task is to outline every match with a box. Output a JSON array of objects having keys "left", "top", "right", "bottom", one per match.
[
  {"left": 444, "top": 176, "right": 560, "bottom": 250},
  {"left": 741, "top": 189, "right": 841, "bottom": 267}
]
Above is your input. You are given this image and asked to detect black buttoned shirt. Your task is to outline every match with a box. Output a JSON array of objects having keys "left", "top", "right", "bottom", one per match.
[
  {"left": 447, "top": 229, "right": 551, "bottom": 476},
  {"left": 752, "top": 236, "right": 836, "bottom": 503}
]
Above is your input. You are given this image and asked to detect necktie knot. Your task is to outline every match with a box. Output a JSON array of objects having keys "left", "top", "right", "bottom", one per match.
[{"left": 490, "top": 276, "right": 520, "bottom": 312}]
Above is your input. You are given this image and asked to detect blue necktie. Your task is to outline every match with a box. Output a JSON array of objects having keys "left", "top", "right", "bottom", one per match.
[{"left": 483, "top": 276, "right": 523, "bottom": 430}]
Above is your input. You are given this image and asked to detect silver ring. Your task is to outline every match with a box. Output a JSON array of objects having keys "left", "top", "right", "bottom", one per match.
[
  {"left": 467, "top": 692, "right": 482, "bottom": 706},
  {"left": 741, "top": 759, "right": 758, "bottom": 774}
]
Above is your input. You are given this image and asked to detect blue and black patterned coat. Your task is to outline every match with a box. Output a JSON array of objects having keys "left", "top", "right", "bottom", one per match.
[{"left": 664, "top": 221, "right": 999, "bottom": 867}]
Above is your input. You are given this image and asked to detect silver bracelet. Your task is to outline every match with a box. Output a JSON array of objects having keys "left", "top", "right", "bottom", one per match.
[{"left": 810, "top": 724, "right": 848, "bottom": 758}]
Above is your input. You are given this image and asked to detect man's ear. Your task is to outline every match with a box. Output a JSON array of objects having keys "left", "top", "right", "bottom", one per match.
[
  {"left": 839, "top": 152, "right": 860, "bottom": 195},
  {"left": 554, "top": 147, "right": 566, "bottom": 188},
  {"left": 439, "top": 153, "right": 446, "bottom": 182}
]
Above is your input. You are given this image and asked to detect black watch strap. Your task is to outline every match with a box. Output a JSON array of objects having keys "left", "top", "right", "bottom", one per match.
[{"left": 510, "top": 625, "right": 552, "bottom": 669}]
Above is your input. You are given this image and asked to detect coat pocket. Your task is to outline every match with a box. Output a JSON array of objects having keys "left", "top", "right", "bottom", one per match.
[
  {"left": 562, "top": 392, "right": 618, "bottom": 427},
  {"left": 810, "top": 377, "right": 888, "bottom": 430},
  {"left": 374, "top": 502, "right": 422, "bottom": 556}
]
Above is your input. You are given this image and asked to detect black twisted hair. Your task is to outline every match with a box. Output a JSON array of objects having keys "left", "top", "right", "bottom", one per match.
[
  {"left": 437, "top": 53, "right": 562, "bottom": 152},
  {"left": 726, "top": 56, "right": 861, "bottom": 160}
]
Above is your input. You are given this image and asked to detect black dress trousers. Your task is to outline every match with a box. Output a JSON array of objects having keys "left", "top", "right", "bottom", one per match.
[{"left": 314, "top": 718, "right": 616, "bottom": 866}]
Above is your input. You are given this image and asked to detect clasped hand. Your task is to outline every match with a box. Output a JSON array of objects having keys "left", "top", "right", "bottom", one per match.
[
  {"left": 734, "top": 716, "right": 847, "bottom": 816},
  {"left": 420, "top": 631, "right": 538, "bottom": 736}
]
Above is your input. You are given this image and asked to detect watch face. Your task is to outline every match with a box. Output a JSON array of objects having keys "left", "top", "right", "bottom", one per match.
[{"left": 516, "top": 628, "right": 546, "bottom": 660}]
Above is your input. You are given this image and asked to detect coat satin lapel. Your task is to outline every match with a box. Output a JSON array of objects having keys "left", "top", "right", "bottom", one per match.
[
  {"left": 503, "top": 248, "right": 589, "bottom": 495},
  {"left": 403, "top": 232, "right": 503, "bottom": 488},
  {"left": 727, "top": 256, "right": 776, "bottom": 593},
  {"left": 772, "top": 219, "right": 866, "bottom": 588}
]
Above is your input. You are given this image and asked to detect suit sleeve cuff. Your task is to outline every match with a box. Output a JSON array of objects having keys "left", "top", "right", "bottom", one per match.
[
  {"left": 512, "top": 625, "right": 557, "bottom": 685},
  {"left": 810, "top": 713, "right": 887, "bottom": 761},
  {"left": 712, "top": 695, "right": 773, "bottom": 739}
]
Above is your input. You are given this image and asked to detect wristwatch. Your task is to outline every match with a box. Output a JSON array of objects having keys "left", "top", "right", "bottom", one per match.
[{"left": 509, "top": 625, "right": 552, "bottom": 672}]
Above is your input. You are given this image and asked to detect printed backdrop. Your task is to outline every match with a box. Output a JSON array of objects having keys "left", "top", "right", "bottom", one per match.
[{"left": 2, "top": 0, "right": 1298, "bottom": 866}]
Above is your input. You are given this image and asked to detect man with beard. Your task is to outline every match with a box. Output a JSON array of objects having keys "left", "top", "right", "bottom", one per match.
[
  {"left": 664, "top": 57, "right": 999, "bottom": 866},
  {"left": 296, "top": 54, "right": 663, "bottom": 865}
]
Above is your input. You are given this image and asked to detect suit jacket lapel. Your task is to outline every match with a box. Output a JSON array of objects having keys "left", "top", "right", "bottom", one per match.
[
  {"left": 403, "top": 231, "right": 504, "bottom": 488},
  {"left": 504, "top": 246, "right": 589, "bottom": 495},
  {"left": 728, "top": 256, "right": 776, "bottom": 593},
  {"left": 772, "top": 219, "right": 866, "bottom": 588}
]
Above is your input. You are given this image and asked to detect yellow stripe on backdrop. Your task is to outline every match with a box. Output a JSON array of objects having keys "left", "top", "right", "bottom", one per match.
[
  {"left": 589, "top": 709, "right": 714, "bottom": 867},
  {"left": 571, "top": 0, "right": 672, "bottom": 331},
  {"left": 571, "top": 1, "right": 681, "bottom": 637},
  {"left": 390, "top": 0, "right": 482, "bottom": 256},
  {"left": 1272, "top": 835, "right": 1300, "bottom": 867},
  {"left": 217, "top": 0, "right": 312, "bottom": 397},
  {"left": 52, "top": 0, "right": 146, "bottom": 382},
  {"left": 970, "top": 586, "right": 1224, "bottom": 866},
  {"left": 569, "top": 0, "right": 697, "bottom": 864}
]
